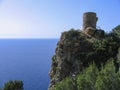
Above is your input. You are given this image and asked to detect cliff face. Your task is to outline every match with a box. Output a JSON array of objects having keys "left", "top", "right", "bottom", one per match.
[{"left": 48, "top": 29, "right": 120, "bottom": 90}]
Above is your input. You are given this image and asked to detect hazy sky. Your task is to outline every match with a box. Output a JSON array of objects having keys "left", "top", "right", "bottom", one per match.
[{"left": 0, "top": 0, "right": 120, "bottom": 38}]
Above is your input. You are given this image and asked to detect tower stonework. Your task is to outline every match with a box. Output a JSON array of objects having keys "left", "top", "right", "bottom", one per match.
[
  {"left": 82, "top": 12, "right": 98, "bottom": 30},
  {"left": 82, "top": 12, "right": 104, "bottom": 38}
]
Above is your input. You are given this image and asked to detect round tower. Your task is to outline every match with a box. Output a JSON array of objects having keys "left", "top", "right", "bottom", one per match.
[{"left": 82, "top": 12, "right": 98, "bottom": 30}]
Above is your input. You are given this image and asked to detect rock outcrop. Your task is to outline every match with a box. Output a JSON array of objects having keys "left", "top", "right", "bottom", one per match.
[{"left": 49, "top": 30, "right": 120, "bottom": 90}]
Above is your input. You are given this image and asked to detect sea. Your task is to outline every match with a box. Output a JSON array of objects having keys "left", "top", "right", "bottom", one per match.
[{"left": 0, "top": 39, "right": 58, "bottom": 90}]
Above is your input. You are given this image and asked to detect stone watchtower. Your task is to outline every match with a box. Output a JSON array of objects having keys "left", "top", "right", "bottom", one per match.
[
  {"left": 82, "top": 12, "right": 104, "bottom": 38},
  {"left": 83, "top": 12, "right": 98, "bottom": 30}
]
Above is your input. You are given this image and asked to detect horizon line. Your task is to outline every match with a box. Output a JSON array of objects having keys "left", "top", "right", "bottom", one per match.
[{"left": 0, "top": 37, "right": 59, "bottom": 39}]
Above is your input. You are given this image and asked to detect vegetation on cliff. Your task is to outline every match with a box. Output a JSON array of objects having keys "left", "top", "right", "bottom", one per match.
[
  {"left": 49, "top": 25, "right": 120, "bottom": 90},
  {"left": 55, "top": 59, "right": 120, "bottom": 90}
]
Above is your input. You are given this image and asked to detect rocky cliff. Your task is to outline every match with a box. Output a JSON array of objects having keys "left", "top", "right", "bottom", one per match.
[
  {"left": 48, "top": 29, "right": 120, "bottom": 90},
  {"left": 48, "top": 12, "right": 120, "bottom": 90}
]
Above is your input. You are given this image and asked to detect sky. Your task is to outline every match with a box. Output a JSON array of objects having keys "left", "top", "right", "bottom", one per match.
[{"left": 0, "top": 0, "right": 120, "bottom": 38}]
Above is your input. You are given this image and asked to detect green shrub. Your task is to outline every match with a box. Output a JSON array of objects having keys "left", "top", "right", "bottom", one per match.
[
  {"left": 4, "top": 80, "right": 23, "bottom": 90},
  {"left": 55, "top": 77, "right": 76, "bottom": 90},
  {"left": 65, "top": 29, "right": 80, "bottom": 40},
  {"left": 95, "top": 58, "right": 120, "bottom": 90},
  {"left": 77, "top": 63, "right": 98, "bottom": 90},
  {"left": 112, "top": 25, "right": 120, "bottom": 38}
]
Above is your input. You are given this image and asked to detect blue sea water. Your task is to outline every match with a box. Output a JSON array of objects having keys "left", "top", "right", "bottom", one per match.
[{"left": 0, "top": 39, "right": 58, "bottom": 90}]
